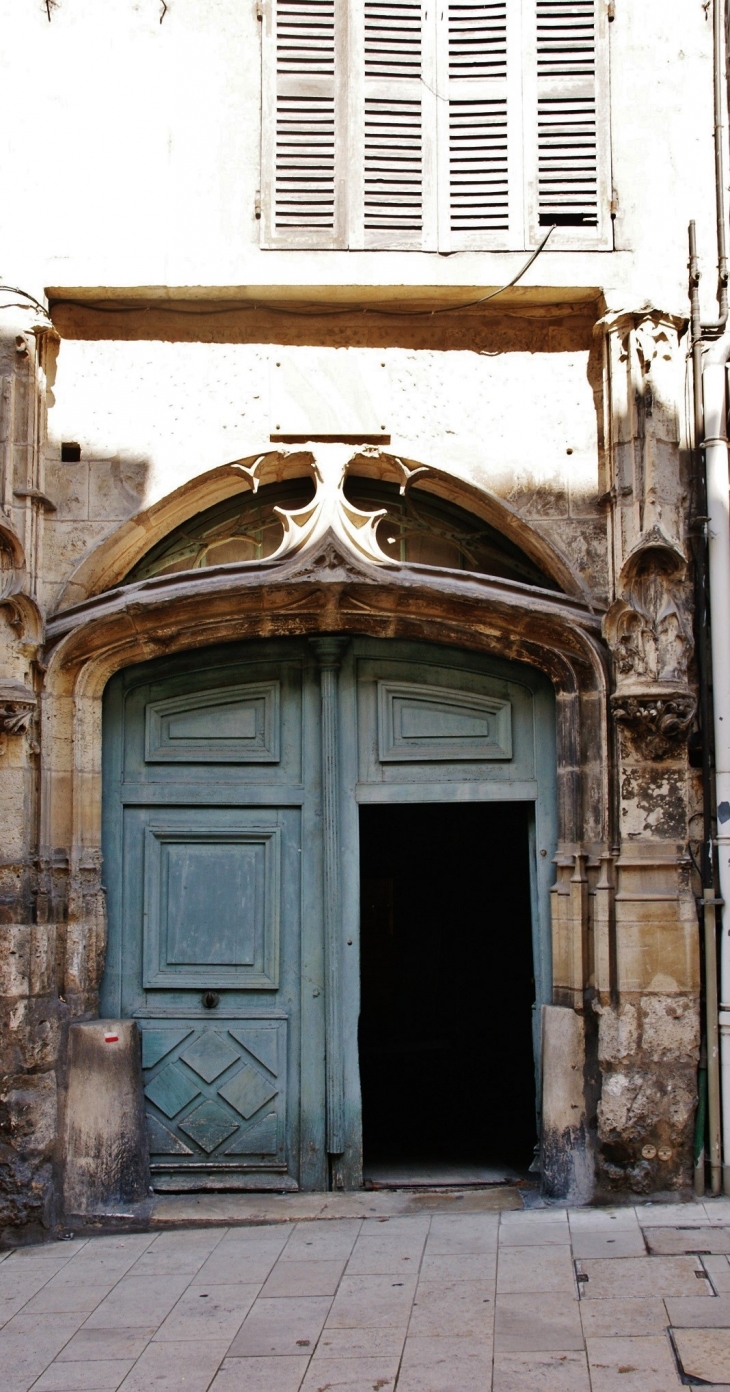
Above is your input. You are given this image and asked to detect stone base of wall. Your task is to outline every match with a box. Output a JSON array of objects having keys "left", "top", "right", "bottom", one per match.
[{"left": 594, "top": 994, "right": 699, "bottom": 1194}]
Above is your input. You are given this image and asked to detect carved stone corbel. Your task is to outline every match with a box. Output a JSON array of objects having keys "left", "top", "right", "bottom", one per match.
[
  {"left": 267, "top": 446, "right": 397, "bottom": 570},
  {"left": 610, "top": 692, "right": 696, "bottom": 760},
  {"left": 0, "top": 679, "right": 37, "bottom": 743}
]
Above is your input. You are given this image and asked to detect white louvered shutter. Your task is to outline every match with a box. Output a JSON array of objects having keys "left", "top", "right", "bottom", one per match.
[
  {"left": 262, "top": 0, "right": 345, "bottom": 246},
  {"left": 438, "top": 0, "right": 516, "bottom": 250},
  {"left": 533, "top": 0, "right": 608, "bottom": 238},
  {"left": 261, "top": 0, "right": 611, "bottom": 250},
  {"left": 356, "top": 0, "right": 436, "bottom": 250}
]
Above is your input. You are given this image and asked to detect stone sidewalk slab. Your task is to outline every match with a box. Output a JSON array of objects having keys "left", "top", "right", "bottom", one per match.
[
  {"left": 228, "top": 1294, "right": 332, "bottom": 1354},
  {"left": 644, "top": 1225, "right": 730, "bottom": 1255},
  {"left": 586, "top": 1334, "right": 682, "bottom": 1392},
  {"left": 497, "top": 1244, "right": 576, "bottom": 1293},
  {"left": 577, "top": 1254, "right": 711, "bottom": 1298},
  {"left": 209, "top": 1358, "right": 310, "bottom": 1392},
  {"left": 31, "top": 1358, "right": 135, "bottom": 1390},
  {"left": 673, "top": 1327, "right": 730, "bottom": 1385},
  {"left": 665, "top": 1293, "right": 730, "bottom": 1326},
  {"left": 495, "top": 1291, "right": 583, "bottom": 1351},
  {"left": 578, "top": 1296, "right": 669, "bottom": 1337},
  {"left": 492, "top": 1349, "right": 591, "bottom": 1390},
  {"left": 0, "top": 1197, "right": 728, "bottom": 1391},
  {"left": 704, "top": 1254, "right": 730, "bottom": 1291}
]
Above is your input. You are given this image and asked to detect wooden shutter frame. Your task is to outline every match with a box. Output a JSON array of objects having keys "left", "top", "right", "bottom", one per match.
[
  {"left": 523, "top": 0, "right": 612, "bottom": 250},
  {"left": 261, "top": 0, "right": 348, "bottom": 248},
  {"left": 260, "top": 0, "right": 612, "bottom": 252},
  {"left": 439, "top": 0, "right": 521, "bottom": 252}
]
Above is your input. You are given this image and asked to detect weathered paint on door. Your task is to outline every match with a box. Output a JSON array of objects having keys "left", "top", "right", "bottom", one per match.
[
  {"left": 102, "top": 636, "right": 556, "bottom": 1190},
  {"left": 102, "top": 640, "right": 325, "bottom": 1191}
]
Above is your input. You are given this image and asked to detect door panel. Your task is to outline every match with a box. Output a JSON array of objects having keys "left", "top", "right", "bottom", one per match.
[
  {"left": 141, "top": 813, "right": 281, "bottom": 990},
  {"left": 356, "top": 650, "right": 538, "bottom": 789},
  {"left": 102, "top": 643, "right": 313, "bottom": 1192},
  {"left": 145, "top": 681, "right": 281, "bottom": 763},
  {"left": 138, "top": 1016, "right": 288, "bottom": 1184},
  {"left": 377, "top": 681, "right": 512, "bottom": 762}
]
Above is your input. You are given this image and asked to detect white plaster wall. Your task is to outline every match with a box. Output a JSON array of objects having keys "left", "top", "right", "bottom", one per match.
[{"left": 0, "top": 0, "right": 720, "bottom": 318}]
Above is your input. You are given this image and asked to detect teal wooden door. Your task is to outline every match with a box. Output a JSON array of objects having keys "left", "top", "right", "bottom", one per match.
[
  {"left": 336, "top": 639, "right": 557, "bottom": 1181},
  {"left": 102, "top": 641, "right": 325, "bottom": 1191},
  {"left": 102, "top": 635, "right": 556, "bottom": 1191}
]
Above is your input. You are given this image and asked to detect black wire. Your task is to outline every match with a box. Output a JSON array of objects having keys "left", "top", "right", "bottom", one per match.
[
  {"left": 0, "top": 286, "right": 52, "bottom": 319},
  {"left": 5, "top": 227, "right": 555, "bottom": 325}
]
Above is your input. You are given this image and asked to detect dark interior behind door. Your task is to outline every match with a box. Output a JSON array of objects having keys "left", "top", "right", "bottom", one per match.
[{"left": 358, "top": 802, "right": 536, "bottom": 1172}]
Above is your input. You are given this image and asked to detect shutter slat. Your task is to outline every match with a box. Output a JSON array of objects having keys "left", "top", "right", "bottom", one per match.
[
  {"left": 446, "top": 1, "right": 508, "bottom": 240},
  {"left": 536, "top": 0, "right": 598, "bottom": 226},
  {"left": 271, "top": 0, "right": 338, "bottom": 236}
]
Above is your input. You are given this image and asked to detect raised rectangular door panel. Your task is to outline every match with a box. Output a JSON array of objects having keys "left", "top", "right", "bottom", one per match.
[
  {"left": 145, "top": 682, "right": 281, "bottom": 763},
  {"left": 139, "top": 1017, "right": 289, "bottom": 1187},
  {"left": 142, "top": 821, "right": 281, "bottom": 990},
  {"left": 377, "top": 680, "right": 512, "bottom": 761},
  {"left": 356, "top": 652, "right": 535, "bottom": 788}
]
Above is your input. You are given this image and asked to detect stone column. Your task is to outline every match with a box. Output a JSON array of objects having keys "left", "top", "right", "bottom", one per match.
[
  {"left": 0, "top": 308, "right": 60, "bottom": 1236},
  {"left": 596, "top": 310, "right": 700, "bottom": 1194}
]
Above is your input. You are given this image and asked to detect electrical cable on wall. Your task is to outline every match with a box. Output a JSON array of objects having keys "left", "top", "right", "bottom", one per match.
[{"left": 0, "top": 228, "right": 555, "bottom": 327}]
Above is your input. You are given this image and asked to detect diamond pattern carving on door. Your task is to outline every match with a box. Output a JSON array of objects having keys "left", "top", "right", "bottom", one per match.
[{"left": 139, "top": 1018, "right": 287, "bottom": 1173}]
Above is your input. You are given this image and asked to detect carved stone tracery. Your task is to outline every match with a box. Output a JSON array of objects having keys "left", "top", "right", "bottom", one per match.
[{"left": 603, "top": 527, "right": 696, "bottom": 759}]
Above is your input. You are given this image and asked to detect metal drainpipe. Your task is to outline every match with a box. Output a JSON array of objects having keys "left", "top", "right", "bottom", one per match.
[
  {"left": 703, "top": 333, "right": 730, "bottom": 1195},
  {"left": 688, "top": 0, "right": 730, "bottom": 1199},
  {"left": 690, "top": 223, "right": 722, "bottom": 1196},
  {"left": 705, "top": 0, "right": 730, "bottom": 340}
]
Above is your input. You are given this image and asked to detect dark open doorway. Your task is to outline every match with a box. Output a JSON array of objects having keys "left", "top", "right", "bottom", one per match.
[{"left": 358, "top": 802, "right": 537, "bottom": 1182}]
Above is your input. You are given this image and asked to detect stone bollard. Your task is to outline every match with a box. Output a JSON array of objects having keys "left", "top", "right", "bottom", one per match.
[{"left": 62, "top": 1020, "right": 150, "bottom": 1217}]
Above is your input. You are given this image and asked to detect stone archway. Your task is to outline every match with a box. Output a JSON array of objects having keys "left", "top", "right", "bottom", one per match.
[{"left": 41, "top": 449, "right": 612, "bottom": 1201}]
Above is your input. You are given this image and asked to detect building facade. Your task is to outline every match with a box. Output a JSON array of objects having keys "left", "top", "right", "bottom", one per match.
[{"left": 0, "top": 0, "right": 724, "bottom": 1232}]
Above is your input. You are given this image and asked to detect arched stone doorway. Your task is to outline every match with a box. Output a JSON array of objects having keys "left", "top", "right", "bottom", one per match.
[{"left": 43, "top": 449, "right": 609, "bottom": 1197}]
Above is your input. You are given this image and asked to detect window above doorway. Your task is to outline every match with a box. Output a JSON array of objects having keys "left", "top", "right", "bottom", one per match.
[
  {"left": 260, "top": 0, "right": 611, "bottom": 252},
  {"left": 125, "top": 475, "right": 561, "bottom": 591}
]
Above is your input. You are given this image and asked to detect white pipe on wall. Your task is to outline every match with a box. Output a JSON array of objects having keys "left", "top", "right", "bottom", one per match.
[{"left": 703, "top": 333, "right": 730, "bottom": 1194}]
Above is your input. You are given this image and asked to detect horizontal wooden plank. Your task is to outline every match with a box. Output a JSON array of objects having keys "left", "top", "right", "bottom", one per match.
[
  {"left": 121, "top": 784, "right": 306, "bottom": 806},
  {"left": 355, "top": 780, "right": 538, "bottom": 803}
]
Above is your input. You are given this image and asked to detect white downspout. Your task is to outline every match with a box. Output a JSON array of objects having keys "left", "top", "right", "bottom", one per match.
[{"left": 703, "top": 332, "right": 730, "bottom": 1194}]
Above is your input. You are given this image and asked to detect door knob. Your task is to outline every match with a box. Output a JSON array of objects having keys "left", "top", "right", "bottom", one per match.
[{"left": 202, "top": 991, "right": 220, "bottom": 1010}]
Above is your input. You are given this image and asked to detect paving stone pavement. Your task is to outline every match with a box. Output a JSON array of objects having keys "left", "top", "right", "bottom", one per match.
[{"left": 2, "top": 1195, "right": 730, "bottom": 1391}]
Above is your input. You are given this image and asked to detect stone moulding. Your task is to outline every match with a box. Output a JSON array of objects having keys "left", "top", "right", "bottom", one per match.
[{"left": 610, "top": 690, "right": 697, "bottom": 760}]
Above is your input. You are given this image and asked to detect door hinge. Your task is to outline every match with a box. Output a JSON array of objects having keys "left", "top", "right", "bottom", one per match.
[
  {"left": 255, "top": 191, "right": 262, "bottom": 220},
  {"left": 255, "top": 1, "right": 263, "bottom": 18},
  {"left": 610, "top": 191, "right": 619, "bottom": 219},
  {"left": 607, "top": 0, "right": 615, "bottom": 18}
]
